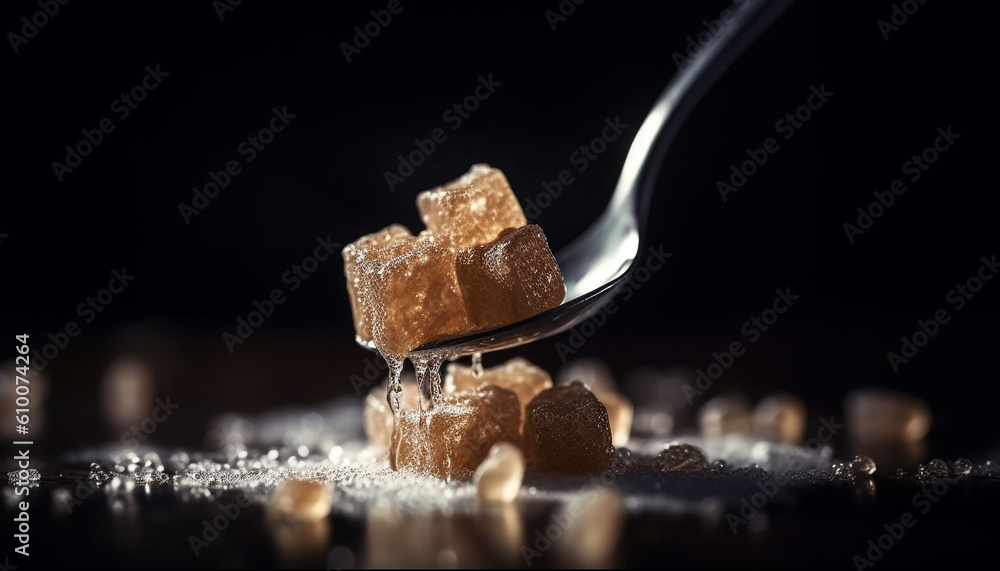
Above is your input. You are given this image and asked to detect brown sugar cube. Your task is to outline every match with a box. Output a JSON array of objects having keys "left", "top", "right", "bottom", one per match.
[
  {"left": 341, "top": 224, "right": 414, "bottom": 343},
  {"left": 390, "top": 385, "right": 521, "bottom": 480},
  {"left": 445, "top": 357, "right": 552, "bottom": 431},
  {"left": 557, "top": 358, "right": 618, "bottom": 395},
  {"left": 594, "top": 390, "right": 633, "bottom": 448},
  {"left": 752, "top": 392, "right": 807, "bottom": 444},
  {"left": 557, "top": 359, "right": 633, "bottom": 447},
  {"left": 416, "top": 164, "right": 526, "bottom": 249},
  {"left": 845, "top": 388, "right": 931, "bottom": 443},
  {"left": 364, "top": 374, "right": 421, "bottom": 451},
  {"left": 698, "top": 393, "right": 752, "bottom": 437},
  {"left": 357, "top": 236, "right": 470, "bottom": 357},
  {"left": 474, "top": 442, "right": 525, "bottom": 504},
  {"left": 455, "top": 225, "right": 565, "bottom": 331},
  {"left": 522, "top": 382, "right": 616, "bottom": 475}
]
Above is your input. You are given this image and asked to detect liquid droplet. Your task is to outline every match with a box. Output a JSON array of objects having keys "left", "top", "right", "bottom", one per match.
[
  {"left": 953, "top": 458, "right": 972, "bottom": 476},
  {"left": 925, "top": 458, "right": 948, "bottom": 479},
  {"left": 385, "top": 357, "right": 404, "bottom": 416},
  {"left": 471, "top": 352, "right": 483, "bottom": 379},
  {"left": 850, "top": 455, "right": 876, "bottom": 476},
  {"left": 427, "top": 354, "right": 445, "bottom": 406},
  {"left": 656, "top": 443, "right": 709, "bottom": 474},
  {"left": 916, "top": 465, "right": 931, "bottom": 483},
  {"left": 831, "top": 462, "right": 854, "bottom": 482},
  {"left": 413, "top": 358, "right": 429, "bottom": 411}
]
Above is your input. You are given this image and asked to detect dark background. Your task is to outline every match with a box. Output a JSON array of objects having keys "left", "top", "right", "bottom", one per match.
[{"left": 2, "top": 0, "right": 997, "bottom": 467}]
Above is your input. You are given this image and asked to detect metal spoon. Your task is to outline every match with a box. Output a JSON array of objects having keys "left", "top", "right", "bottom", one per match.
[{"left": 364, "top": 0, "right": 796, "bottom": 361}]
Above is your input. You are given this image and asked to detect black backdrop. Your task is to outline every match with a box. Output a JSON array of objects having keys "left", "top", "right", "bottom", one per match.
[{"left": 3, "top": 1, "right": 998, "bottom": 458}]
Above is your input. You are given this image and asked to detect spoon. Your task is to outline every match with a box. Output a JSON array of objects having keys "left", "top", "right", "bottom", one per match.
[{"left": 366, "top": 0, "right": 797, "bottom": 361}]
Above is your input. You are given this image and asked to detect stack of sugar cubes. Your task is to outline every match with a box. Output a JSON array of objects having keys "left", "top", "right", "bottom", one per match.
[
  {"left": 342, "top": 164, "right": 566, "bottom": 359},
  {"left": 365, "top": 357, "right": 623, "bottom": 481}
]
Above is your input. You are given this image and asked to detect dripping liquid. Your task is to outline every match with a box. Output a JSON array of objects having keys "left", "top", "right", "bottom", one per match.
[
  {"left": 471, "top": 352, "right": 483, "bottom": 379},
  {"left": 384, "top": 350, "right": 448, "bottom": 473}
]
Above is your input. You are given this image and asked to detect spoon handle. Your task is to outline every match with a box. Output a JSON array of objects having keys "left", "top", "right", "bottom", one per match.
[
  {"left": 618, "top": 0, "right": 797, "bottom": 231},
  {"left": 560, "top": 0, "right": 797, "bottom": 299}
]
